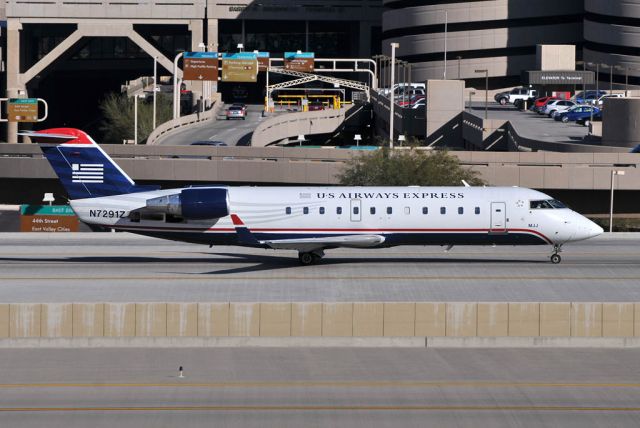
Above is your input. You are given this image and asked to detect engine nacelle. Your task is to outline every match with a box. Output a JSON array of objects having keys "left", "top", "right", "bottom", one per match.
[{"left": 145, "top": 188, "right": 229, "bottom": 220}]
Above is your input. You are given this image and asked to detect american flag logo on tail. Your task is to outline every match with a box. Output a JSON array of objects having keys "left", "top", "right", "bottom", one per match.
[{"left": 72, "top": 163, "right": 104, "bottom": 183}]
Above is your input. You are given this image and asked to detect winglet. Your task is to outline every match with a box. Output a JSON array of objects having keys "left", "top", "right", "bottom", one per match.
[{"left": 231, "top": 214, "right": 260, "bottom": 246}]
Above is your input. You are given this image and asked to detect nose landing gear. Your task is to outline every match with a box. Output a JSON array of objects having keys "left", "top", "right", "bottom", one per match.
[{"left": 550, "top": 244, "right": 563, "bottom": 264}]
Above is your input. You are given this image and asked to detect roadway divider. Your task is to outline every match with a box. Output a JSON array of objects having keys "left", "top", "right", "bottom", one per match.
[{"left": 1, "top": 302, "right": 639, "bottom": 339}]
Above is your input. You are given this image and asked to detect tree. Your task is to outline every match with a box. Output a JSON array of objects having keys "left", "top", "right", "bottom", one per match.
[
  {"left": 99, "top": 92, "right": 172, "bottom": 144},
  {"left": 338, "top": 148, "right": 485, "bottom": 186}
]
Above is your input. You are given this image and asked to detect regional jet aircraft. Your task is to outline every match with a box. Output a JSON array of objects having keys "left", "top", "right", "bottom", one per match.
[{"left": 26, "top": 128, "right": 603, "bottom": 265}]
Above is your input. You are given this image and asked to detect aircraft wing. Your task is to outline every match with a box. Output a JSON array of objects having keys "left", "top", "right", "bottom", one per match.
[
  {"left": 263, "top": 235, "right": 385, "bottom": 251},
  {"left": 229, "top": 214, "right": 384, "bottom": 251}
]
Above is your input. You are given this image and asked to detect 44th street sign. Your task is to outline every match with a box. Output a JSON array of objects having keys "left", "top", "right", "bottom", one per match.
[{"left": 183, "top": 52, "right": 219, "bottom": 81}]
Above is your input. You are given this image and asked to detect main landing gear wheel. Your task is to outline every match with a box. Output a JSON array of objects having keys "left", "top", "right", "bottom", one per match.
[{"left": 298, "top": 251, "right": 324, "bottom": 266}]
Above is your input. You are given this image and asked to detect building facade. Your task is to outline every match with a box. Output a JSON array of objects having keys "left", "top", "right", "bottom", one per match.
[{"left": 382, "top": 0, "right": 585, "bottom": 87}]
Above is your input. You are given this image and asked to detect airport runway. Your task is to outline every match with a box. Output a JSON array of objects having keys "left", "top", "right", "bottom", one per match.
[
  {"left": 0, "top": 347, "right": 639, "bottom": 427},
  {"left": 1, "top": 233, "right": 639, "bottom": 302}
]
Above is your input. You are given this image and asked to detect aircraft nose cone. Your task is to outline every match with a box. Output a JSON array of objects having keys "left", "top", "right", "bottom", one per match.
[{"left": 575, "top": 218, "right": 603, "bottom": 241}]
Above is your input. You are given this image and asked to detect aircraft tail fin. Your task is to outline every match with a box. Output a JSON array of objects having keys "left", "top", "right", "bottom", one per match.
[{"left": 23, "top": 128, "right": 152, "bottom": 200}]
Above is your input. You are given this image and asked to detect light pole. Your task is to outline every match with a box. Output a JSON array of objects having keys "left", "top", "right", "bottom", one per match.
[
  {"left": 456, "top": 56, "right": 462, "bottom": 80},
  {"left": 475, "top": 69, "right": 488, "bottom": 120},
  {"left": 610, "top": 170, "right": 625, "bottom": 232},
  {"left": 443, "top": 10, "right": 448, "bottom": 80},
  {"left": 468, "top": 90, "right": 475, "bottom": 111},
  {"left": 133, "top": 93, "right": 145, "bottom": 145},
  {"left": 390, "top": 42, "right": 400, "bottom": 149},
  {"left": 354, "top": 134, "right": 362, "bottom": 147},
  {"left": 152, "top": 56, "right": 158, "bottom": 129},
  {"left": 172, "top": 51, "right": 185, "bottom": 121}
]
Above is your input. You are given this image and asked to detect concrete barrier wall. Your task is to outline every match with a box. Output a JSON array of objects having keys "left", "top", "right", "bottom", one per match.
[{"left": 4, "top": 302, "right": 640, "bottom": 338}]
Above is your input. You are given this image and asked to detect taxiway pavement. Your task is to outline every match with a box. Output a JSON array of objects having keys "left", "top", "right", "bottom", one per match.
[{"left": 1, "top": 233, "right": 639, "bottom": 303}]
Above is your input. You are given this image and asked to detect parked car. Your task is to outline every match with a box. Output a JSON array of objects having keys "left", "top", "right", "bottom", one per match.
[
  {"left": 494, "top": 87, "right": 537, "bottom": 105},
  {"left": 398, "top": 94, "right": 424, "bottom": 107},
  {"left": 630, "top": 144, "right": 640, "bottom": 153},
  {"left": 514, "top": 96, "right": 536, "bottom": 110},
  {"left": 573, "top": 90, "right": 607, "bottom": 105},
  {"left": 543, "top": 100, "right": 577, "bottom": 117},
  {"left": 554, "top": 105, "right": 600, "bottom": 123},
  {"left": 533, "top": 96, "right": 558, "bottom": 113},
  {"left": 226, "top": 105, "right": 246, "bottom": 120},
  {"left": 576, "top": 111, "right": 602, "bottom": 127},
  {"left": 595, "top": 93, "right": 624, "bottom": 106}
]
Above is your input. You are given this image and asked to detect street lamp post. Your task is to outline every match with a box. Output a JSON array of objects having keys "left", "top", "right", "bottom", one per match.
[
  {"left": 443, "top": 10, "right": 448, "bottom": 80},
  {"left": 152, "top": 56, "right": 158, "bottom": 129},
  {"left": 354, "top": 134, "right": 362, "bottom": 147},
  {"left": 389, "top": 42, "right": 400, "bottom": 149},
  {"left": 468, "top": 91, "right": 475, "bottom": 111},
  {"left": 133, "top": 93, "right": 145, "bottom": 145},
  {"left": 475, "top": 69, "right": 488, "bottom": 120},
  {"left": 456, "top": 56, "right": 462, "bottom": 80},
  {"left": 610, "top": 170, "right": 625, "bottom": 233}
]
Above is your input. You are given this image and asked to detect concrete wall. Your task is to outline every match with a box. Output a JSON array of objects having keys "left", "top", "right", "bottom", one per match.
[
  {"left": 3, "top": 302, "right": 640, "bottom": 338},
  {"left": 536, "top": 45, "right": 576, "bottom": 71},
  {"left": 426, "top": 79, "right": 464, "bottom": 145},
  {"left": 602, "top": 98, "right": 640, "bottom": 148},
  {"left": 1, "top": 144, "right": 639, "bottom": 189}
]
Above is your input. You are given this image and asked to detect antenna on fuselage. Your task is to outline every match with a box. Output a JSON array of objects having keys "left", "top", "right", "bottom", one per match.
[{"left": 461, "top": 180, "right": 471, "bottom": 187}]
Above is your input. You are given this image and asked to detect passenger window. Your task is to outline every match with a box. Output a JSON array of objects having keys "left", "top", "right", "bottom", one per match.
[
  {"left": 440, "top": 207, "right": 446, "bottom": 215},
  {"left": 422, "top": 207, "right": 428, "bottom": 214},
  {"left": 475, "top": 207, "right": 480, "bottom": 215},
  {"left": 303, "top": 207, "right": 309, "bottom": 215},
  {"left": 319, "top": 207, "right": 325, "bottom": 215},
  {"left": 286, "top": 207, "right": 292, "bottom": 215},
  {"left": 458, "top": 207, "right": 463, "bottom": 215},
  {"left": 370, "top": 207, "right": 376, "bottom": 215},
  {"left": 404, "top": 207, "right": 410, "bottom": 215},
  {"left": 353, "top": 206, "right": 359, "bottom": 215},
  {"left": 337, "top": 207, "right": 342, "bottom": 215},
  {"left": 387, "top": 207, "right": 393, "bottom": 215}
]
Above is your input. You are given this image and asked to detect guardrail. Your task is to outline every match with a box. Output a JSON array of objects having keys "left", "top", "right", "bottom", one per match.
[
  {"left": 1, "top": 301, "right": 638, "bottom": 339},
  {"left": 251, "top": 105, "right": 356, "bottom": 147},
  {"left": 146, "top": 98, "right": 223, "bottom": 145}
]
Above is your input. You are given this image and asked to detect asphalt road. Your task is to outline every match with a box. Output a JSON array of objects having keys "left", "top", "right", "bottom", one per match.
[
  {"left": 0, "top": 347, "right": 639, "bottom": 427},
  {"left": 1, "top": 233, "right": 639, "bottom": 303},
  {"left": 467, "top": 102, "right": 590, "bottom": 145},
  {"left": 156, "top": 104, "right": 265, "bottom": 146}
]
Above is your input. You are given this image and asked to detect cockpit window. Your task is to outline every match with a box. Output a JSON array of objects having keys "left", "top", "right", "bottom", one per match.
[{"left": 530, "top": 199, "right": 567, "bottom": 209}]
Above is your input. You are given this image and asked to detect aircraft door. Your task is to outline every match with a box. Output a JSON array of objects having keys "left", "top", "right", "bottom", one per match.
[
  {"left": 350, "top": 199, "right": 361, "bottom": 222},
  {"left": 490, "top": 202, "right": 507, "bottom": 232}
]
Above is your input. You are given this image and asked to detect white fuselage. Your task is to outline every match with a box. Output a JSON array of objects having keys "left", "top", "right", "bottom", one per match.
[{"left": 69, "top": 186, "right": 602, "bottom": 247}]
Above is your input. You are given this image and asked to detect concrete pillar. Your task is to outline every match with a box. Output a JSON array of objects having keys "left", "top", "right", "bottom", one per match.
[
  {"left": 207, "top": 18, "right": 219, "bottom": 52},
  {"left": 188, "top": 19, "right": 204, "bottom": 104},
  {"left": 6, "top": 20, "right": 25, "bottom": 144}
]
